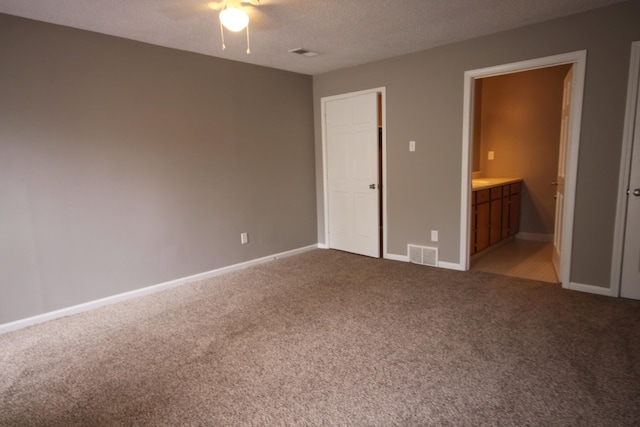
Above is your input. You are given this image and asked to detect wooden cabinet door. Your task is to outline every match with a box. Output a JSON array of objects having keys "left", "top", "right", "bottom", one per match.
[
  {"left": 472, "top": 182, "right": 521, "bottom": 255},
  {"left": 489, "top": 186, "right": 503, "bottom": 245},
  {"left": 476, "top": 201, "right": 490, "bottom": 252},
  {"left": 490, "top": 198, "right": 502, "bottom": 245},
  {"left": 470, "top": 233, "right": 476, "bottom": 255},
  {"left": 509, "top": 193, "right": 521, "bottom": 235},
  {"left": 501, "top": 196, "right": 510, "bottom": 238}
]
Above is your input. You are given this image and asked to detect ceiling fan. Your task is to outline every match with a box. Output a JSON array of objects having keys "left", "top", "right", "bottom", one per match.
[
  {"left": 208, "top": 0, "right": 263, "bottom": 54},
  {"left": 162, "top": 0, "right": 280, "bottom": 54}
]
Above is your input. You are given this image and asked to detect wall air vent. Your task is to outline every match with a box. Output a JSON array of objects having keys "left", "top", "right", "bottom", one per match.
[
  {"left": 408, "top": 245, "right": 438, "bottom": 267},
  {"left": 288, "top": 47, "right": 320, "bottom": 57}
]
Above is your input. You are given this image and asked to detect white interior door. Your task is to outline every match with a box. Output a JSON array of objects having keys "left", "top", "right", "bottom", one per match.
[
  {"left": 326, "top": 92, "right": 380, "bottom": 258},
  {"left": 621, "top": 67, "right": 640, "bottom": 299},
  {"left": 552, "top": 67, "right": 573, "bottom": 280}
]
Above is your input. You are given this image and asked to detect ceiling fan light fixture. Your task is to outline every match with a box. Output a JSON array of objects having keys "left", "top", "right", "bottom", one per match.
[{"left": 219, "top": 7, "right": 249, "bottom": 32}]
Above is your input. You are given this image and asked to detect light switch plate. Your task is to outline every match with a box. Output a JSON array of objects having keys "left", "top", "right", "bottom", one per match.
[{"left": 410, "top": 140, "right": 416, "bottom": 152}]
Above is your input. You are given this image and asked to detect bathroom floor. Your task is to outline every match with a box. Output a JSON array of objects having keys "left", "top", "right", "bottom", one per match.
[{"left": 471, "top": 239, "right": 559, "bottom": 284}]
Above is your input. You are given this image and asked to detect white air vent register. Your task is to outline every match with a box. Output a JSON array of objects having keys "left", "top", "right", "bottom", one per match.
[{"left": 408, "top": 244, "right": 438, "bottom": 267}]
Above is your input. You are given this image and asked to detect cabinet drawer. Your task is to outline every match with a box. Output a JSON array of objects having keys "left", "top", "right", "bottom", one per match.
[
  {"left": 476, "top": 189, "right": 490, "bottom": 203},
  {"left": 510, "top": 182, "right": 521, "bottom": 195},
  {"left": 490, "top": 186, "right": 503, "bottom": 200}
]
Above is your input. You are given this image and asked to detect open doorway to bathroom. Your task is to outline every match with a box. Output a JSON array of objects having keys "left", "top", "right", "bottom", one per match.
[
  {"left": 469, "top": 64, "right": 572, "bottom": 284},
  {"left": 461, "top": 51, "right": 586, "bottom": 288}
]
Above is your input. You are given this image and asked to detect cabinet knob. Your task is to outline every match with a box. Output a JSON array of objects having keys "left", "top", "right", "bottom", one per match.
[{"left": 369, "top": 184, "right": 376, "bottom": 189}]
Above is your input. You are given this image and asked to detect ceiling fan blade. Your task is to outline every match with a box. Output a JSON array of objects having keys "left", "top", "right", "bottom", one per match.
[{"left": 207, "top": 1, "right": 226, "bottom": 12}]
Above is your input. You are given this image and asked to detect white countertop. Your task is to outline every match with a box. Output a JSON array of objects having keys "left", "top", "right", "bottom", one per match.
[{"left": 472, "top": 177, "right": 522, "bottom": 190}]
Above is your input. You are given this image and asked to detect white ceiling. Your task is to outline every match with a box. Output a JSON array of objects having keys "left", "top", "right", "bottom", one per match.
[{"left": 0, "top": 0, "right": 625, "bottom": 75}]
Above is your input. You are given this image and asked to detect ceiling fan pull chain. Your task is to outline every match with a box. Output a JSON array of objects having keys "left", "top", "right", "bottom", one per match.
[
  {"left": 220, "top": 20, "right": 226, "bottom": 50},
  {"left": 246, "top": 24, "right": 251, "bottom": 54}
]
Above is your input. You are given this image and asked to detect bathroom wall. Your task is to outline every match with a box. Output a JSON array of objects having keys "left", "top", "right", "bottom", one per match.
[{"left": 478, "top": 65, "right": 572, "bottom": 237}]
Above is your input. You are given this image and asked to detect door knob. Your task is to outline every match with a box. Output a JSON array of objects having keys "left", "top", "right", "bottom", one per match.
[
  {"left": 369, "top": 184, "right": 376, "bottom": 189},
  {"left": 551, "top": 181, "right": 559, "bottom": 186},
  {"left": 633, "top": 189, "right": 640, "bottom": 196}
]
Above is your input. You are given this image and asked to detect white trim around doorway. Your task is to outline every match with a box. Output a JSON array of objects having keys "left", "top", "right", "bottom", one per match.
[
  {"left": 320, "top": 87, "right": 388, "bottom": 258},
  {"left": 460, "top": 50, "right": 587, "bottom": 290},
  {"left": 611, "top": 40, "right": 640, "bottom": 297}
]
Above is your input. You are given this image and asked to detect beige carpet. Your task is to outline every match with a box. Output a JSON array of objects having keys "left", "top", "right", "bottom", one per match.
[{"left": 1, "top": 249, "right": 639, "bottom": 426}]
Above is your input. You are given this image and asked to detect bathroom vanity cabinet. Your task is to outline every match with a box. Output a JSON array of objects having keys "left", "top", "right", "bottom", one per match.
[{"left": 470, "top": 179, "right": 521, "bottom": 256}]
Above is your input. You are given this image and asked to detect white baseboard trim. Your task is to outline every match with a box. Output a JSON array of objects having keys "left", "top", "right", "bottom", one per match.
[
  {"left": 516, "top": 232, "right": 554, "bottom": 242},
  {"left": 566, "top": 281, "right": 617, "bottom": 297},
  {"left": 385, "top": 253, "right": 410, "bottom": 262},
  {"left": 317, "top": 243, "right": 330, "bottom": 249},
  {"left": 385, "top": 253, "right": 464, "bottom": 271},
  {"left": 0, "top": 244, "right": 319, "bottom": 335},
  {"left": 438, "top": 261, "right": 465, "bottom": 271}
]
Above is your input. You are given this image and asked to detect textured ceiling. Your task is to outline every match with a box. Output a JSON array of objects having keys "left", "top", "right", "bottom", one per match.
[{"left": 0, "top": 0, "right": 626, "bottom": 75}]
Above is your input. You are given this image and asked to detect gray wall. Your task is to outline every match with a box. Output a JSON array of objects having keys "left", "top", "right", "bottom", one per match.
[
  {"left": 313, "top": 0, "right": 640, "bottom": 288},
  {"left": 478, "top": 65, "right": 570, "bottom": 236},
  {"left": 0, "top": 14, "right": 316, "bottom": 324}
]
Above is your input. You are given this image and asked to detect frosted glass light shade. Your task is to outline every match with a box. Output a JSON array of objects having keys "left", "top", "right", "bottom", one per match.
[{"left": 220, "top": 8, "right": 249, "bottom": 32}]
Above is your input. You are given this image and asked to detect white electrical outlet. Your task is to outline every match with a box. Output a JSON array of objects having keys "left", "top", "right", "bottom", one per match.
[
  {"left": 241, "top": 232, "right": 248, "bottom": 244},
  {"left": 488, "top": 151, "right": 495, "bottom": 160},
  {"left": 409, "top": 140, "right": 416, "bottom": 152},
  {"left": 431, "top": 230, "right": 438, "bottom": 242}
]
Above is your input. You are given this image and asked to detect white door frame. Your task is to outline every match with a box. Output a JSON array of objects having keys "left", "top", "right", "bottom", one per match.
[
  {"left": 321, "top": 87, "right": 387, "bottom": 257},
  {"left": 611, "top": 40, "right": 640, "bottom": 296},
  {"left": 460, "top": 50, "right": 587, "bottom": 289}
]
